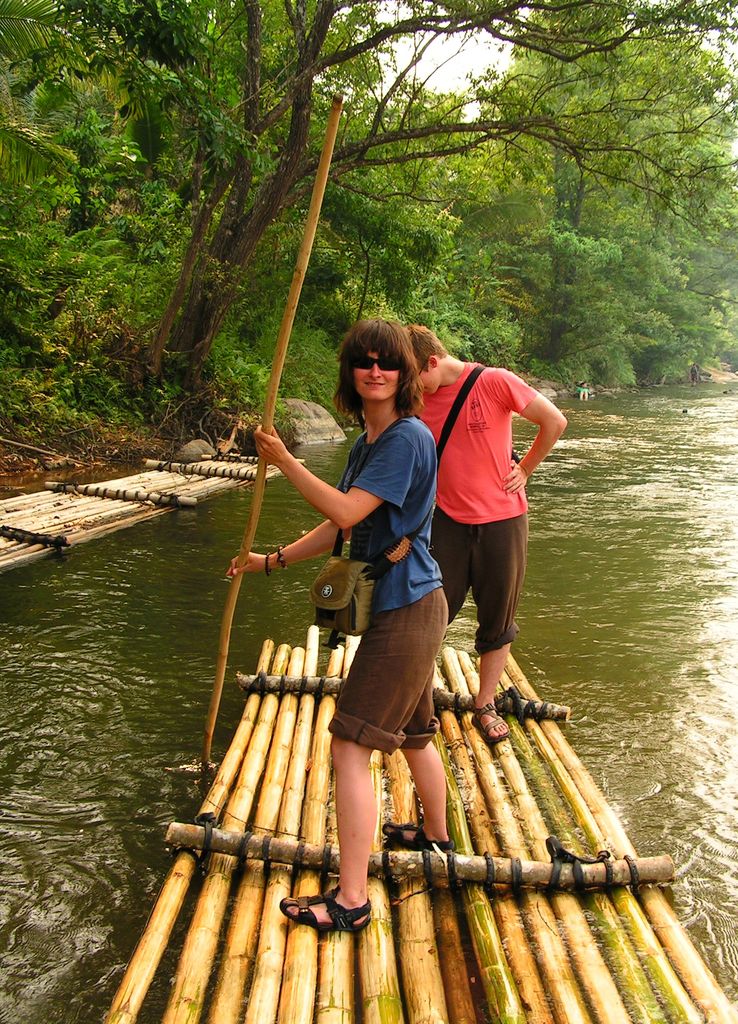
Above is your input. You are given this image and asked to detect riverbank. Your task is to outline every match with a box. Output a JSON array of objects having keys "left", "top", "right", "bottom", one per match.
[{"left": 3, "top": 366, "right": 734, "bottom": 479}]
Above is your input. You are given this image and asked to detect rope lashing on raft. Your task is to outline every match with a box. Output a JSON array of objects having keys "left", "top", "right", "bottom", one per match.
[
  {"left": 236, "top": 671, "right": 571, "bottom": 721},
  {"left": 546, "top": 835, "right": 614, "bottom": 893},
  {"left": 143, "top": 459, "right": 260, "bottom": 481},
  {"left": 165, "top": 821, "right": 673, "bottom": 893},
  {"left": 0, "top": 524, "right": 69, "bottom": 549}
]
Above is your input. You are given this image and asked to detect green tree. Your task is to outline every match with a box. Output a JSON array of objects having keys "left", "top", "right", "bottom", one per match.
[{"left": 71, "top": 0, "right": 732, "bottom": 386}]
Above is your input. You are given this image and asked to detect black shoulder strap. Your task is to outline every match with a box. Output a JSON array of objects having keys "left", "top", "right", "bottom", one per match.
[{"left": 435, "top": 365, "right": 485, "bottom": 465}]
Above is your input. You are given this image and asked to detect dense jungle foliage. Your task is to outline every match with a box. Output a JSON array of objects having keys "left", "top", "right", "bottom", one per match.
[{"left": 2, "top": 0, "right": 738, "bottom": 447}]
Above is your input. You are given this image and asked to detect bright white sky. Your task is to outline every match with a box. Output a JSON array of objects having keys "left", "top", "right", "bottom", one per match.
[{"left": 393, "top": 31, "right": 511, "bottom": 93}]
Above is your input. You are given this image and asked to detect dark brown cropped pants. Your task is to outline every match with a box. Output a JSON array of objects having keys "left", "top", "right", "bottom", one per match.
[{"left": 329, "top": 587, "right": 448, "bottom": 754}]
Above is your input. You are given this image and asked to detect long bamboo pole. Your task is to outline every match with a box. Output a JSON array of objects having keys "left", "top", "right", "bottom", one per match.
[
  {"left": 504, "top": 653, "right": 737, "bottom": 1023},
  {"left": 44, "top": 481, "right": 198, "bottom": 506},
  {"left": 105, "top": 639, "right": 275, "bottom": 1024},
  {"left": 202, "top": 94, "right": 343, "bottom": 769}
]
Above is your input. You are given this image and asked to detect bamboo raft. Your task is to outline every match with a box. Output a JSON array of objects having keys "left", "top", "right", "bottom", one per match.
[
  {"left": 0, "top": 460, "right": 278, "bottom": 573},
  {"left": 107, "top": 628, "right": 738, "bottom": 1024}
]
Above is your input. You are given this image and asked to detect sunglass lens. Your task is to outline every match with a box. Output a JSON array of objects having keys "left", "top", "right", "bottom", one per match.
[{"left": 353, "top": 356, "right": 401, "bottom": 371}]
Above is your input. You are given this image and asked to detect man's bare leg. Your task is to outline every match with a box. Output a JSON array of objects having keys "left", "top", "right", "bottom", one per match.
[{"left": 475, "top": 644, "right": 511, "bottom": 743}]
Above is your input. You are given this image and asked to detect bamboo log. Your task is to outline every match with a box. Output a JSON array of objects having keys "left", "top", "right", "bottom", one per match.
[
  {"left": 44, "top": 481, "right": 198, "bottom": 507},
  {"left": 504, "top": 654, "right": 737, "bottom": 1024},
  {"left": 202, "top": 94, "right": 343, "bottom": 768},
  {"left": 315, "top": 645, "right": 356, "bottom": 1024},
  {"left": 278, "top": 634, "right": 341, "bottom": 1024},
  {"left": 429, "top": 665, "right": 554, "bottom": 1024},
  {"left": 524, "top": 712, "right": 704, "bottom": 1023},
  {"left": 105, "top": 640, "right": 275, "bottom": 1024},
  {"left": 440, "top": 648, "right": 593, "bottom": 1024},
  {"left": 435, "top": 733, "right": 527, "bottom": 1023},
  {"left": 359, "top": 749, "right": 404, "bottom": 1024},
  {"left": 383, "top": 749, "right": 452, "bottom": 1023},
  {"left": 502, "top": 698, "right": 670, "bottom": 1024},
  {"left": 236, "top": 671, "right": 570, "bottom": 720},
  {"left": 243, "top": 644, "right": 313, "bottom": 1024},
  {"left": 205, "top": 640, "right": 308, "bottom": 1024},
  {"left": 453, "top": 649, "right": 634, "bottom": 1024},
  {"left": 161, "top": 643, "right": 293, "bottom": 1024}
]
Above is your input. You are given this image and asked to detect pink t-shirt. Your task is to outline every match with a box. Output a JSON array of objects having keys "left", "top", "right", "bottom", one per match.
[{"left": 420, "top": 364, "right": 539, "bottom": 524}]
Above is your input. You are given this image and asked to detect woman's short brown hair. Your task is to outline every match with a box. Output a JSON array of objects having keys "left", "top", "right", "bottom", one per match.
[{"left": 334, "top": 319, "right": 423, "bottom": 422}]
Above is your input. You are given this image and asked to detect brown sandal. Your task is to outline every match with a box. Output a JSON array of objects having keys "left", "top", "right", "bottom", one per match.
[{"left": 473, "top": 702, "right": 510, "bottom": 745}]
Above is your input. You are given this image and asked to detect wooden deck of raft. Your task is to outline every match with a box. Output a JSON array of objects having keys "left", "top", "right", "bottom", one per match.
[
  {"left": 0, "top": 458, "right": 278, "bottom": 573},
  {"left": 107, "top": 628, "right": 737, "bottom": 1024}
]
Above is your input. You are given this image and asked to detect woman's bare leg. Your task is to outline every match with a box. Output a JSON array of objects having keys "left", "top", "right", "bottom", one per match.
[
  {"left": 402, "top": 743, "right": 449, "bottom": 842},
  {"left": 283, "top": 734, "right": 374, "bottom": 926}
]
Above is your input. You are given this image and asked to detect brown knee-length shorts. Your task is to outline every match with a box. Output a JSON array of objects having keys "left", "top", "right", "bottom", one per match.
[
  {"left": 431, "top": 508, "right": 528, "bottom": 654},
  {"left": 329, "top": 587, "right": 448, "bottom": 754}
]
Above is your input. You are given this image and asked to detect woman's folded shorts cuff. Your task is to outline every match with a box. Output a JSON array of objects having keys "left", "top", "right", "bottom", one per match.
[
  {"left": 476, "top": 622, "right": 519, "bottom": 654},
  {"left": 329, "top": 710, "right": 438, "bottom": 753}
]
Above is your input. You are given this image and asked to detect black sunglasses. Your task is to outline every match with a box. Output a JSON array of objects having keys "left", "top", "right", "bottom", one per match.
[{"left": 351, "top": 355, "right": 403, "bottom": 371}]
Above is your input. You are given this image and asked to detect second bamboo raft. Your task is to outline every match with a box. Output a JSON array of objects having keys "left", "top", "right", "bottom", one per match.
[
  {"left": 107, "top": 629, "right": 738, "bottom": 1024},
  {"left": 0, "top": 461, "right": 280, "bottom": 573}
]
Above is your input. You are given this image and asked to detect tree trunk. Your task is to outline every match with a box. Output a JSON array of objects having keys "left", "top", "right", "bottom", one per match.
[{"left": 168, "top": 91, "right": 314, "bottom": 386}]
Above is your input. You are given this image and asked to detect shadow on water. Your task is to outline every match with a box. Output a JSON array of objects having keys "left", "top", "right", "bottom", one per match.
[{"left": 1, "top": 383, "right": 737, "bottom": 1019}]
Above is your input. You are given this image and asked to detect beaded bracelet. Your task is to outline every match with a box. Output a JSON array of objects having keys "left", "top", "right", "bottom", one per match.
[
  {"left": 264, "top": 552, "right": 272, "bottom": 576},
  {"left": 275, "top": 545, "right": 287, "bottom": 568}
]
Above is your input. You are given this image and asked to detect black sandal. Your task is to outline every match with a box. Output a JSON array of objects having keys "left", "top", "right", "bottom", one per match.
[
  {"left": 279, "top": 886, "right": 371, "bottom": 933},
  {"left": 382, "top": 821, "right": 455, "bottom": 852},
  {"left": 473, "top": 702, "right": 510, "bottom": 745}
]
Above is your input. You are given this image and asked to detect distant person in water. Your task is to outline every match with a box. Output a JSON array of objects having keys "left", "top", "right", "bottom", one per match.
[
  {"left": 228, "top": 319, "right": 449, "bottom": 934},
  {"left": 408, "top": 325, "right": 567, "bottom": 746},
  {"left": 576, "top": 381, "right": 591, "bottom": 401},
  {"left": 689, "top": 363, "right": 701, "bottom": 386}
]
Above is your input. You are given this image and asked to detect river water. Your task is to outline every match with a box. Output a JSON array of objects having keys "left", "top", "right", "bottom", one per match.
[{"left": 1, "top": 383, "right": 737, "bottom": 1021}]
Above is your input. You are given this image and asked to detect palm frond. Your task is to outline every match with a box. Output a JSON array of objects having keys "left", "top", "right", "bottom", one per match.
[
  {"left": 0, "top": 113, "right": 71, "bottom": 181},
  {"left": 0, "top": 0, "right": 60, "bottom": 60}
]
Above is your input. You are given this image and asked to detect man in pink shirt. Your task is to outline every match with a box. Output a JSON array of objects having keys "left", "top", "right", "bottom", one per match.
[{"left": 409, "top": 325, "right": 567, "bottom": 744}]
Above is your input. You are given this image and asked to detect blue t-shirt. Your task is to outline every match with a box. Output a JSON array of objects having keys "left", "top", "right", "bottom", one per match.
[{"left": 337, "top": 417, "right": 442, "bottom": 614}]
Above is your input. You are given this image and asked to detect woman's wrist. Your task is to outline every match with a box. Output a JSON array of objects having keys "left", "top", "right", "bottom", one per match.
[{"left": 265, "top": 545, "right": 288, "bottom": 575}]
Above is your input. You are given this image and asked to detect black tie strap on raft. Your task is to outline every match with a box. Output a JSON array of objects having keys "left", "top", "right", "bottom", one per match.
[
  {"left": 546, "top": 835, "right": 615, "bottom": 893},
  {"left": 504, "top": 685, "right": 553, "bottom": 725},
  {"left": 193, "top": 812, "right": 217, "bottom": 868},
  {"left": 0, "top": 524, "right": 69, "bottom": 549},
  {"left": 236, "top": 672, "right": 571, "bottom": 722},
  {"left": 165, "top": 822, "right": 673, "bottom": 892}
]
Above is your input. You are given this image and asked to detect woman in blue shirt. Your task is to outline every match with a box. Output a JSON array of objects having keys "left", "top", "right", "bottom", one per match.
[{"left": 230, "top": 318, "right": 449, "bottom": 934}]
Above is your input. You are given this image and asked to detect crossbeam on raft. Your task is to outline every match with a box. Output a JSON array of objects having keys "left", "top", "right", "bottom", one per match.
[
  {"left": 165, "top": 822, "right": 673, "bottom": 892},
  {"left": 0, "top": 523, "right": 69, "bottom": 548},
  {"left": 144, "top": 459, "right": 260, "bottom": 481},
  {"left": 44, "top": 481, "right": 198, "bottom": 507},
  {"left": 235, "top": 671, "right": 571, "bottom": 721}
]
